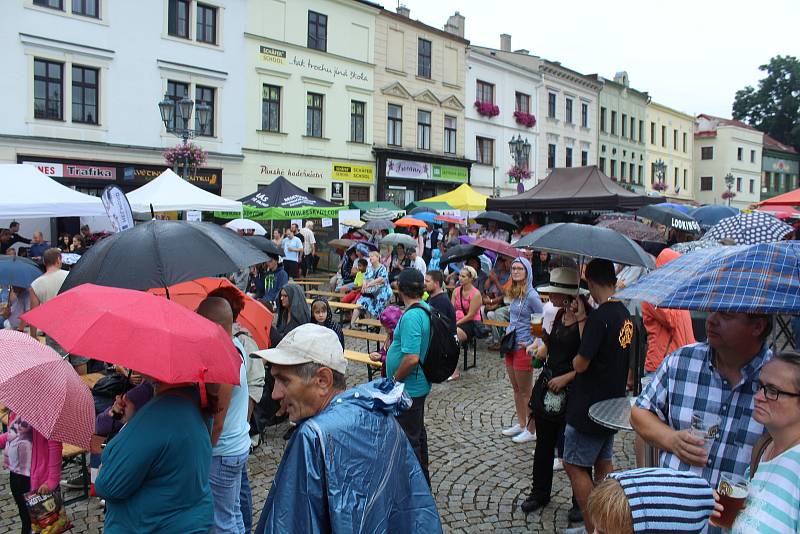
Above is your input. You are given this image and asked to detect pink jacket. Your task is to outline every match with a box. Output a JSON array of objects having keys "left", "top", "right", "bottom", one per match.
[{"left": 0, "top": 413, "right": 62, "bottom": 491}]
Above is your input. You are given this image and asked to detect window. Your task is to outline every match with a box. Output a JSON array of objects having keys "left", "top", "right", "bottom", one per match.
[
  {"left": 599, "top": 157, "right": 606, "bottom": 173},
  {"left": 196, "top": 4, "right": 217, "bottom": 44},
  {"left": 194, "top": 85, "right": 214, "bottom": 136},
  {"left": 350, "top": 101, "right": 365, "bottom": 143},
  {"left": 651, "top": 162, "right": 656, "bottom": 183},
  {"left": 638, "top": 165, "right": 643, "bottom": 185},
  {"left": 33, "top": 0, "right": 63, "bottom": 9},
  {"left": 165, "top": 80, "right": 188, "bottom": 130},
  {"left": 600, "top": 107, "right": 607, "bottom": 132},
  {"left": 700, "top": 176, "right": 713, "bottom": 191},
  {"left": 737, "top": 147, "right": 743, "bottom": 161},
  {"left": 650, "top": 122, "right": 655, "bottom": 144},
  {"left": 610, "top": 111, "right": 617, "bottom": 135},
  {"left": 417, "top": 110, "right": 431, "bottom": 150},
  {"left": 750, "top": 149, "right": 756, "bottom": 163},
  {"left": 639, "top": 120, "right": 644, "bottom": 143},
  {"left": 261, "top": 84, "right": 281, "bottom": 132},
  {"left": 168, "top": 0, "right": 190, "bottom": 39},
  {"left": 307, "top": 11, "right": 327, "bottom": 52},
  {"left": 620, "top": 161, "right": 626, "bottom": 180},
  {"left": 621, "top": 113, "right": 627, "bottom": 138},
  {"left": 673, "top": 129, "right": 678, "bottom": 150},
  {"left": 444, "top": 115, "right": 456, "bottom": 154},
  {"left": 548, "top": 92, "right": 556, "bottom": 118},
  {"left": 674, "top": 167, "right": 679, "bottom": 187},
  {"left": 749, "top": 179, "right": 755, "bottom": 194},
  {"left": 631, "top": 163, "right": 636, "bottom": 183},
  {"left": 701, "top": 146, "right": 714, "bottom": 160},
  {"left": 515, "top": 92, "right": 530, "bottom": 114},
  {"left": 581, "top": 150, "right": 588, "bottom": 166},
  {"left": 34, "top": 59, "right": 63, "bottom": 120},
  {"left": 661, "top": 125, "right": 666, "bottom": 147},
  {"left": 610, "top": 159, "right": 617, "bottom": 178},
  {"left": 417, "top": 39, "right": 431, "bottom": 79},
  {"left": 306, "top": 92, "right": 323, "bottom": 137},
  {"left": 476, "top": 80, "right": 494, "bottom": 103},
  {"left": 683, "top": 132, "right": 687, "bottom": 152},
  {"left": 476, "top": 137, "right": 494, "bottom": 165},
  {"left": 683, "top": 169, "right": 687, "bottom": 190},
  {"left": 581, "top": 103, "right": 589, "bottom": 128},
  {"left": 72, "top": 0, "right": 98, "bottom": 17},
  {"left": 565, "top": 98, "right": 573, "bottom": 124},
  {"left": 630, "top": 117, "right": 636, "bottom": 141},
  {"left": 349, "top": 185, "right": 370, "bottom": 202},
  {"left": 387, "top": 104, "right": 402, "bottom": 146},
  {"left": 565, "top": 147, "right": 573, "bottom": 167},
  {"left": 547, "top": 144, "right": 556, "bottom": 169},
  {"left": 71, "top": 65, "right": 98, "bottom": 124},
  {"left": 736, "top": 177, "right": 742, "bottom": 192}
]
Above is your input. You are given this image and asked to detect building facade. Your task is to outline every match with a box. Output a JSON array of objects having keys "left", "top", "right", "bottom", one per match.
[
  {"left": 693, "top": 114, "right": 764, "bottom": 209},
  {"left": 761, "top": 134, "right": 799, "bottom": 201},
  {"left": 591, "top": 72, "right": 649, "bottom": 194},
  {"left": 645, "top": 101, "right": 695, "bottom": 202},
  {"left": 466, "top": 44, "right": 542, "bottom": 197},
  {"left": 372, "top": 7, "right": 470, "bottom": 208}
]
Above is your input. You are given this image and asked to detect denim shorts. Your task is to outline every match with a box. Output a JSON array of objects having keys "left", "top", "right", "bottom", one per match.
[{"left": 563, "top": 424, "right": 614, "bottom": 468}]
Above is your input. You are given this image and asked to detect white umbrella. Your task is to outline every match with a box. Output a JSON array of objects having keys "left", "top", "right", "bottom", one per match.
[{"left": 225, "top": 219, "right": 267, "bottom": 236}]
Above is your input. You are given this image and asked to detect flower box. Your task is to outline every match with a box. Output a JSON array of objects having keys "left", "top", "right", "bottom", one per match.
[
  {"left": 513, "top": 111, "right": 536, "bottom": 128},
  {"left": 652, "top": 181, "right": 668, "bottom": 192},
  {"left": 474, "top": 100, "right": 500, "bottom": 118},
  {"left": 163, "top": 142, "right": 207, "bottom": 167}
]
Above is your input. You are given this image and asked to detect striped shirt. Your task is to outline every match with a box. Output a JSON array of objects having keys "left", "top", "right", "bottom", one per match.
[
  {"left": 635, "top": 342, "right": 772, "bottom": 488},
  {"left": 732, "top": 443, "right": 800, "bottom": 534}
]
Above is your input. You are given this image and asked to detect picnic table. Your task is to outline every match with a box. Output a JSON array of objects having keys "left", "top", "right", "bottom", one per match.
[
  {"left": 293, "top": 280, "right": 324, "bottom": 287},
  {"left": 305, "top": 299, "right": 359, "bottom": 311},
  {"left": 306, "top": 290, "right": 341, "bottom": 300},
  {"left": 344, "top": 349, "right": 381, "bottom": 380},
  {"left": 356, "top": 318, "right": 383, "bottom": 329},
  {"left": 343, "top": 328, "right": 385, "bottom": 353}
]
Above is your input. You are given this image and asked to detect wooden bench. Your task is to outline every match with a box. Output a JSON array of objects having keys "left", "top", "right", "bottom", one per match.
[
  {"left": 305, "top": 299, "right": 360, "bottom": 311},
  {"left": 482, "top": 319, "right": 510, "bottom": 329},
  {"left": 356, "top": 318, "right": 383, "bottom": 329},
  {"left": 344, "top": 349, "right": 382, "bottom": 380},
  {"left": 343, "top": 328, "right": 385, "bottom": 353},
  {"left": 293, "top": 280, "right": 324, "bottom": 287},
  {"left": 306, "top": 290, "right": 341, "bottom": 300}
]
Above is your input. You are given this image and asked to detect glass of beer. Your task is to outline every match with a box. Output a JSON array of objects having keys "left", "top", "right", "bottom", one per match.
[
  {"left": 689, "top": 412, "right": 720, "bottom": 455},
  {"left": 530, "top": 313, "right": 543, "bottom": 338},
  {"left": 711, "top": 472, "right": 749, "bottom": 529}
]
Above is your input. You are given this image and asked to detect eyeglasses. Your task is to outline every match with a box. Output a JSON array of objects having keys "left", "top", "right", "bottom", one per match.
[{"left": 756, "top": 381, "right": 800, "bottom": 401}]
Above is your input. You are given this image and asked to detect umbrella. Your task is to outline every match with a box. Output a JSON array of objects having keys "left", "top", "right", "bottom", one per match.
[
  {"left": 329, "top": 238, "right": 354, "bottom": 250},
  {"left": 702, "top": 211, "right": 793, "bottom": 245},
  {"left": 690, "top": 205, "right": 739, "bottom": 230},
  {"left": 224, "top": 219, "right": 267, "bottom": 236},
  {"left": 0, "top": 256, "right": 42, "bottom": 288},
  {"left": 409, "top": 206, "right": 438, "bottom": 215},
  {"left": 149, "top": 277, "right": 274, "bottom": 349},
  {"left": 474, "top": 238, "right": 522, "bottom": 258},
  {"left": 595, "top": 212, "right": 636, "bottom": 223},
  {"left": 757, "top": 206, "right": 800, "bottom": 220},
  {"left": 362, "top": 207, "right": 396, "bottom": 221},
  {"left": 394, "top": 217, "right": 428, "bottom": 228},
  {"left": 364, "top": 219, "right": 395, "bottom": 231},
  {"left": 616, "top": 242, "right": 800, "bottom": 314},
  {"left": 410, "top": 212, "right": 437, "bottom": 224},
  {"left": 379, "top": 233, "right": 419, "bottom": 249},
  {"left": 596, "top": 219, "right": 665, "bottom": 244},
  {"left": 670, "top": 240, "right": 725, "bottom": 254},
  {"left": 340, "top": 219, "right": 365, "bottom": 228},
  {"left": 0, "top": 330, "right": 95, "bottom": 449},
  {"left": 658, "top": 202, "right": 693, "bottom": 214},
  {"left": 435, "top": 215, "right": 465, "bottom": 225},
  {"left": 346, "top": 241, "right": 378, "bottom": 254},
  {"left": 244, "top": 235, "right": 284, "bottom": 257},
  {"left": 61, "top": 253, "right": 81, "bottom": 265},
  {"left": 635, "top": 205, "right": 701, "bottom": 234},
  {"left": 23, "top": 284, "right": 242, "bottom": 386},
  {"left": 474, "top": 211, "right": 518, "bottom": 231},
  {"left": 60, "top": 220, "right": 268, "bottom": 293},
  {"left": 441, "top": 244, "right": 482, "bottom": 265},
  {"left": 514, "top": 223, "right": 655, "bottom": 268}
]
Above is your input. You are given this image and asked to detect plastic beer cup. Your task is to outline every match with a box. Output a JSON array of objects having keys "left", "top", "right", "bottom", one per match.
[
  {"left": 530, "top": 313, "right": 543, "bottom": 337},
  {"left": 711, "top": 472, "right": 749, "bottom": 528}
]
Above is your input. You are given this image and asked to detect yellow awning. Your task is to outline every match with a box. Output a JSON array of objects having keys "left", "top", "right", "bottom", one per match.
[{"left": 421, "top": 184, "right": 487, "bottom": 211}]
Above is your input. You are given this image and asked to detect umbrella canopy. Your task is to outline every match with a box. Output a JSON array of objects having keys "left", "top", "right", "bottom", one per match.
[
  {"left": 0, "top": 255, "right": 43, "bottom": 288},
  {"left": 23, "top": 284, "right": 242, "bottom": 385},
  {"left": 423, "top": 184, "right": 488, "bottom": 211},
  {"left": 670, "top": 240, "right": 725, "bottom": 254},
  {"left": 405, "top": 201, "right": 453, "bottom": 212},
  {"left": 616, "top": 242, "right": 800, "bottom": 314},
  {"left": 362, "top": 207, "right": 397, "bottom": 221},
  {"left": 408, "top": 206, "right": 438, "bottom": 215},
  {"left": 596, "top": 219, "right": 666, "bottom": 244},
  {"left": 514, "top": 223, "right": 655, "bottom": 268},
  {"left": 0, "top": 164, "right": 106, "bottom": 218},
  {"left": 435, "top": 215, "right": 465, "bottom": 225},
  {"left": 757, "top": 206, "right": 800, "bottom": 220},
  {"left": 441, "top": 244, "right": 482, "bottom": 265},
  {"left": 394, "top": 217, "right": 428, "bottom": 228},
  {"left": 244, "top": 235, "right": 284, "bottom": 257},
  {"left": 0, "top": 330, "right": 95, "bottom": 449},
  {"left": 340, "top": 219, "right": 365, "bottom": 228},
  {"left": 702, "top": 211, "right": 793, "bottom": 245},
  {"left": 127, "top": 169, "right": 242, "bottom": 213},
  {"left": 329, "top": 238, "right": 355, "bottom": 250},
  {"left": 364, "top": 219, "right": 395, "bottom": 231},
  {"left": 595, "top": 212, "right": 636, "bottom": 223},
  {"left": 225, "top": 176, "right": 342, "bottom": 220},
  {"left": 690, "top": 205, "right": 740, "bottom": 230},
  {"left": 60, "top": 220, "right": 268, "bottom": 293},
  {"left": 635, "top": 204, "right": 701, "bottom": 233},
  {"left": 410, "top": 212, "right": 437, "bottom": 224},
  {"left": 379, "top": 233, "right": 419, "bottom": 249},
  {"left": 149, "top": 277, "right": 273, "bottom": 349},
  {"left": 756, "top": 186, "right": 800, "bottom": 207},
  {"left": 474, "top": 211, "right": 518, "bottom": 231},
  {"left": 657, "top": 202, "right": 693, "bottom": 214},
  {"left": 474, "top": 238, "right": 521, "bottom": 258},
  {"left": 225, "top": 219, "right": 267, "bottom": 236}
]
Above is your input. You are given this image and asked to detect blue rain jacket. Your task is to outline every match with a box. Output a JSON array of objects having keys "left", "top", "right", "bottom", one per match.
[{"left": 255, "top": 379, "right": 443, "bottom": 534}]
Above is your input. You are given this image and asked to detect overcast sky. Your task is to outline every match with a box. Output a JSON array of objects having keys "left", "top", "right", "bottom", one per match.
[{"left": 400, "top": 0, "right": 800, "bottom": 119}]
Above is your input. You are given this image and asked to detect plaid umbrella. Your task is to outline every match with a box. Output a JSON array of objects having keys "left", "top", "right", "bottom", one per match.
[
  {"left": 596, "top": 219, "right": 665, "bottom": 243},
  {"left": 702, "top": 211, "right": 793, "bottom": 245},
  {"left": 616, "top": 241, "right": 800, "bottom": 313}
]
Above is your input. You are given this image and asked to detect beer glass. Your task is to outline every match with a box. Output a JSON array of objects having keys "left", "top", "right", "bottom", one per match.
[
  {"left": 689, "top": 412, "right": 720, "bottom": 455},
  {"left": 711, "top": 472, "right": 749, "bottom": 529},
  {"left": 530, "top": 313, "right": 543, "bottom": 337}
]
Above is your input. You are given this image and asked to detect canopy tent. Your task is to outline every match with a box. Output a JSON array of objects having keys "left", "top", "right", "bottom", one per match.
[
  {"left": 757, "top": 187, "right": 800, "bottom": 207},
  {"left": 0, "top": 164, "right": 106, "bottom": 218},
  {"left": 486, "top": 166, "right": 664, "bottom": 212},
  {"left": 350, "top": 201, "right": 401, "bottom": 212},
  {"left": 126, "top": 169, "right": 242, "bottom": 214},
  {"left": 217, "top": 175, "right": 344, "bottom": 220},
  {"left": 422, "top": 184, "right": 488, "bottom": 211},
  {"left": 404, "top": 201, "right": 453, "bottom": 212}
]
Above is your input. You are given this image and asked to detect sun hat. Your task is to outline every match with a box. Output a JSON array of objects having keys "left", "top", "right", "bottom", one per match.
[
  {"left": 536, "top": 267, "right": 586, "bottom": 296},
  {"left": 252, "top": 323, "right": 347, "bottom": 375}
]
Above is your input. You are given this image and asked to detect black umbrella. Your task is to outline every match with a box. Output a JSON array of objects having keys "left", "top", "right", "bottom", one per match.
[
  {"left": 635, "top": 205, "right": 700, "bottom": 234},
  {"left": 441, "top": 244, "right": 482, "bottom": 265},
  {"left": 514, "top": 223, "right": 655, "bottom": 268},
  {"left": 244, "top": 236, "right": 284, "bottom": 257},
  {"left": 409, "top": 206, "right": 438, "bottom": 215},
  {"left": 475, "top": 211, "right": 518, "bottom": 231},
  {"left": 60, "top": 220, "right": 269, "bottom": 293}
]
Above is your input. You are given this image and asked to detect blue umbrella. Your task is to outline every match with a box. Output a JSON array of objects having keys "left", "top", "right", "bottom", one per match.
[
  {"left": 690, "top": 205, "right": 739, "bottom": 230},
  {"left": 0, "top": 256, "right": 43, "bottom": 288},
  {"left": 659, "top": 202, "right": 693, "bottom": 214},
  {"left": 616, "top": 242, "right": 800, "bottom": 313},
  {"left": 410, "top": 212, "right": 437, "bottom": 224}
]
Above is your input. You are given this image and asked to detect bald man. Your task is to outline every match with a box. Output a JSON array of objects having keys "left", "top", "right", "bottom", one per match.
[{"left": 197, "top": 297, "right": 253, "bottom": 534}]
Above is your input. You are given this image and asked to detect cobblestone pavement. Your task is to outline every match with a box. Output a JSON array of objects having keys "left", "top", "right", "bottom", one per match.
[{"left": 0, "top": 338, "right": 635, "bottom": 533}]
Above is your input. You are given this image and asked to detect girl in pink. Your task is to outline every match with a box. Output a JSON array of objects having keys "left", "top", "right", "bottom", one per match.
[{"left": 369, "top": 305, "right": 403, "bottom": 378}]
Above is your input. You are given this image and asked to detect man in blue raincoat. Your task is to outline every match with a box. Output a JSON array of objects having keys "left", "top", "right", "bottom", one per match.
[{"left": 252, "top": 323, "right": 442, "bottom": 534}]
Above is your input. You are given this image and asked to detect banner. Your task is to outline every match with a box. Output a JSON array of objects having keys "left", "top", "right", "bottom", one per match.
[{"left": 100, "top": 185, "right": 134, "bottom": 232}]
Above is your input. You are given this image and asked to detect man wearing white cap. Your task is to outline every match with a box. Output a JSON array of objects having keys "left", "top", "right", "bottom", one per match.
[{"left": 252, "top": 323, "right": 442, "bottom": 534}]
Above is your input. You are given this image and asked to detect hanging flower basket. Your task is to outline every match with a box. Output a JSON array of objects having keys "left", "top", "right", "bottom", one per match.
[
  {"left": 721, "top": 190, "right": 736, "bottom": 200},
  {"left": 652, "top": 181, "right": 668, "bottom": 192},
  {"left": 474, "top": 100, "right": 500, "bottom": 118},
  {"left": 508, "top": 165, "right": 532, "bottom": 193},
  {"left": 513, "top": 111, "right": 536, "bottom": 128},
  {"left": 163, "top": 143, "right": 207, "bottom": 168}
]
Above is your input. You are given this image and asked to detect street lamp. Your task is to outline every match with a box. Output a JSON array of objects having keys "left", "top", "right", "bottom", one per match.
[
  {"left": 157, "top": 94, "right": 211, "bottom": 179},
  {"left": 508, "top": 135, "right": 531, "bottom": 193},
  {"left": 724, "top": 173, "right": 735, "bottom": 206}
]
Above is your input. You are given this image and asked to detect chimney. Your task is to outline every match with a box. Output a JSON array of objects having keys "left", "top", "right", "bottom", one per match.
[
  {"left": 613, "top": 71, "right": 629, "bottom": 87},
  {"left": 500, "top": 33, "right": 511, "bottom": 52},
  {"left": 444, "top": 11, "right": 465, "bottom": 38},
  {"left": 396, "top": 4, "right": 410, "bottom": 17}
]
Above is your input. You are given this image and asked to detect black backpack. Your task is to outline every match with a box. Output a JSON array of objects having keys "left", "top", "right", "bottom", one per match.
[{"left": 408, "top": 303, "right": 460, "bottom": 383}]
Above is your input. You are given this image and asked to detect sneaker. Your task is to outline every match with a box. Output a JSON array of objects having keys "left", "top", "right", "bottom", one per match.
[
  {"left": 512, "top": 429, "right": 537, "bottom": 443},
  {"left": 553, "top": 458, "right": 564, "bottom": 471},
  {"left": 501, "top": 423, "right": 523, "bottom": 437}
]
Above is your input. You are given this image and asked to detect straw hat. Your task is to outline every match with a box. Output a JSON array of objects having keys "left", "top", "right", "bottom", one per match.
[{"left": 537, "top": 267, "right": 587, "bottom": 296}]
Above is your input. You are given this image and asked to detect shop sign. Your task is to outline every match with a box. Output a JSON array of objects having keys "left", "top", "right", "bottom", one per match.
[
  {"left": 771, "top": 159, "right": 799, "bottom": 173},
  {"left": 24, "top": 161, "right": 116, "bottom": 180},
  {"left": 260, "top": 46, "right": 286, "bottom": 65},
  {"left": 332, "top": 162, "right": 373, "bottom": 183},
  {"left": 431, "top": 164, "right": 468, "bottom": 183},
  {"left": 386, "top": 159, "right": 467, "bottom": 183},
  {"left": 331, "top": 182, "right": 344, "bottom": 199},
  {"left": 260, "top": 165, "right": 325, "bottom": 180},
  {"left": 289, "top": 55, "right": 369, "bottom": 82},
  {"left": 122, "top": 166, "right": 220, "bottom": 189}
]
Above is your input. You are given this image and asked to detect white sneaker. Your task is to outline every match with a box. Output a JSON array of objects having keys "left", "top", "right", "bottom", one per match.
[
  {"left": 553, "top": 458, "right": 564, "bottom": 471},
  {"left": 512, "top": 429, "right": 537, "bottom": 443},
  {"left": 501, "top": 423, "right": 523, "bottom": 437}
]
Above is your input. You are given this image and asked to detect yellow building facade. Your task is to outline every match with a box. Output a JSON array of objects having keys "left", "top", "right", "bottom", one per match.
[{"left": 645, "top": 101, "right": 695, "bottom": 202}]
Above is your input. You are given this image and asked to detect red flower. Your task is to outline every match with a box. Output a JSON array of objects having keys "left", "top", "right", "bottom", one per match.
[
  {"left": 474, "top": 100, "right": 500, "bottom": 117},
  {"left": 513, "top": 111, "right": 536, "bottom": 128}
]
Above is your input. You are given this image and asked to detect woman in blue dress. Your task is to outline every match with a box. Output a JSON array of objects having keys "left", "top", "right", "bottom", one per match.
[{"left": 352, "top": 251, "right": 393, "bottom": 327}]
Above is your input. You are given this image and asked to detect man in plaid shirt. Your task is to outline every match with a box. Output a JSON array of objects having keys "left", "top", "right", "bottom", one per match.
[{"left": 632, "top": 312, "right": 772, "bottom": 491}]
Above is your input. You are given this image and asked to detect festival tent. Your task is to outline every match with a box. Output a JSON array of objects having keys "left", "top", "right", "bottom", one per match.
[
  {"left": 422, "top": 184, "right": 488, "bottom": 211},
  {"left": 486, "top": 165, "right": 664, "bottom": 212},
  {"left": 126, "top": 169, "right": 242, "bottom": 214},
  {"left": 0, "top": 164, "right": 106, "bottom": 218},
  {"left": 757, "top": 187, "right": 800, "bottom": 207},
  {"left": 218, "top": 175, "right": 343, "bottom": 220}
]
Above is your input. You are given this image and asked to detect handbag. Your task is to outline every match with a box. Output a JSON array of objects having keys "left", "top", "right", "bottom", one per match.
[
  {"left": 530, "top": 367, "right": 568, "bottom": 423},
  {"left": 499, "top": 330, "right": 516, "bottom": 356},
  {"left": 361, "top": 282, "right": 379, "bottom": 296}
]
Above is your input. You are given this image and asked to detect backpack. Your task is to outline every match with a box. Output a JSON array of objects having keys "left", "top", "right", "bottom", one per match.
[{"left": 408, "top": 303, "right": 460, "bottom": 384}]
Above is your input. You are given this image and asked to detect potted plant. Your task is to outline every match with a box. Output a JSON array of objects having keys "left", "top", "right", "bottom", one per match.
[
  {"left": 163, "top": 143, "right": 207, "bottom": 177},
  {"left": 474, "top": 100, "right": 500, "bottom": 118},
  {"left": 508, "top": 165, "right": 532, "bottom": 193},
  {"left": 513, "top": 111, "right": 536, "bottom": 128},
  {"left": 652, "top": 181, "right": 668, "bottom": 192}
]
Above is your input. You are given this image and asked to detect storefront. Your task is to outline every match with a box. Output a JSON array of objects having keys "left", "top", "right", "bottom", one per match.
[{"left": 373, "top": 148, "right": 472, "bottom": 209}]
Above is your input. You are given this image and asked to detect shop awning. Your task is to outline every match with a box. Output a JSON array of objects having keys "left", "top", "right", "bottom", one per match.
[
  {"left": 126, "top": 169, "right": 242, "bottom": 213},
  {"left": 757, "top": 187, "right": 800, "bottom": 207},
  {"left": 0, "top": 164, "right": 106, "bottom": 218},
  {"left": 422, "top": 184, "right": 488, "bottom": 211},
  {"left": 218, "top": 175, "right": 343, "bottom": 220},
  {"left": 404, "top": 201, "right": 453, "bottom": 211}
]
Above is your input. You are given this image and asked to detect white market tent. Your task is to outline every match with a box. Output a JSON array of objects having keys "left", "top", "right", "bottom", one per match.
[
  {"left": 126, "top": 169, "right": 242, "bottom": 214},
  {"left": 0, "top": 164, "right": 106, "bottom": 218}
]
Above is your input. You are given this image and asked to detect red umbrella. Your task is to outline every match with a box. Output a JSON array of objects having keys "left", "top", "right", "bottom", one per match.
[
  {"left": 148, "top": 277, "right": 273, "bottom": 349},
  {"left": 0, "top": 331, "right": 94, "bottom": 449},
  {"left": 435, "top": 215, "right": 465, "bottom": 225},
  {"left": 393, "top": 217, "right": 428, "bottom": 228},
  {"left": 757, "top": 206, "right": 800, "bottom": 220},
  {"left": 22, "top": 284, "right": 242, "bottom": 387},
  {"left": 474, "top": 238, "right": 522, "bottom": 258}
]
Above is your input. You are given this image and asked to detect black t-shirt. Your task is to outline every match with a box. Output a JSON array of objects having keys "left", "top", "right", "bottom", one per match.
[
  {"left": 566, "top": 300, "right": 633, "bottom": 436},
  {"left": 543, "top": 310, "right": 580, "bottom": 377},
  {"left": 428, "top": 292, "right": 457, "bottom": 335}
]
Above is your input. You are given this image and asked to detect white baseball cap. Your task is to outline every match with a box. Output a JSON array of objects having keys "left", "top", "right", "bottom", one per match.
[{"left": 252, "top": 323, "right": 347, "bottom": 375}]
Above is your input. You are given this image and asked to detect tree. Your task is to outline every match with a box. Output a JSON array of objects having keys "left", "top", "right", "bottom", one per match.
[{"left": 732, "top": 55, "right": 800, "bottom": 150}]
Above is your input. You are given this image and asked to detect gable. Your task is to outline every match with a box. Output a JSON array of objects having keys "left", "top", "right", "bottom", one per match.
[
  {"left": 440, "top": 94, "right": 464, "bottom": 111},
  {"left": 380, "top": 81, "right": 412, "bottom": 100},
  {"left": 413, "top": 89, "right": 440, "bottom": 106}
]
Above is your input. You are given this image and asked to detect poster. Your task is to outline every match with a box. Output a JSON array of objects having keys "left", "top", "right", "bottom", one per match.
[
  {"left": 321, "top": 218, "right": 333, "bottom": 228},
  {"left": 100, "top": 185, "right": 134, "bottom": 232},
  {"left": 186, "top": 210, "right": 202, "bottom": 222},
  {"left": 336, "top": 209, "right": 361, "bottom": 239}
]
